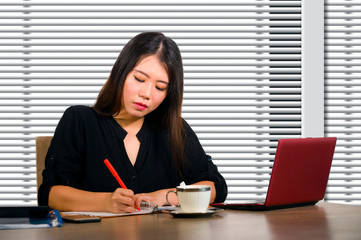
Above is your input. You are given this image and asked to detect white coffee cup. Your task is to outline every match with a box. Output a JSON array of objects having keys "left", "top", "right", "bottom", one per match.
[{"left": 166, "top": 185, "right": 211, "bottom": 213}]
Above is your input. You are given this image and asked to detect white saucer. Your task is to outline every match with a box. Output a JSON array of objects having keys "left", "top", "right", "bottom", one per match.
[{"left": 169, "top": 209, "right": 216, "bottom": 218}]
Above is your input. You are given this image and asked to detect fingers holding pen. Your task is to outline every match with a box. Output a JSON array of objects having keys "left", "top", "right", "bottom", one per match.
[
  {"left": 103, "top": 159, "right": 139, "bottom": 212},
  {"left": 108, "top": 188, "right": 137, "bottom": 213}
]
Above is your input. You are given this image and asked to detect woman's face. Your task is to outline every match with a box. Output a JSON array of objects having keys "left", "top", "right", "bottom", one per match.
[{"left": 120, "top": 55, "right": 169, "bottom": 120}]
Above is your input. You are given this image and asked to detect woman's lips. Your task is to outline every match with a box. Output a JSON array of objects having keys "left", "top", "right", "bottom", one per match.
[{"left": 134, "top": 102, "right": 147, "bottom": 110}]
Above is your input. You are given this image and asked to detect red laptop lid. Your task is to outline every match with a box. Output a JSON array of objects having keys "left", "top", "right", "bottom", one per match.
[{"left": 265, "top": 137, "right": 337, "bottom": 207}]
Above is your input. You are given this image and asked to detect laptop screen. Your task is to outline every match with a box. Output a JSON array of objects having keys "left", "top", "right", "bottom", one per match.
[{"left": 265, "top": 137, "right": 337, "bottom": 207}]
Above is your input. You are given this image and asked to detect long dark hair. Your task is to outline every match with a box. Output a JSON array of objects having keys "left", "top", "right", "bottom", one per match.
[{"left": 93, "top": 32, "right": 185, "bottom": 179}]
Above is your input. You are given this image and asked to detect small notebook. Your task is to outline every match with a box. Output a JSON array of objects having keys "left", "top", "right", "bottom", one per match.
[
  {"left": 0, "top": 206, "right": 51, "bottom": 218},
  {"left": 62, "top": 202, "right": 165, "bottom": 218},
  {"left": 0, "top": 206, "right": 63, "bottom": 230}
]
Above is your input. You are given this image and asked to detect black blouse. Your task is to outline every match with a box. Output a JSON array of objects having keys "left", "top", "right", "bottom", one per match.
[{"left": 38, "top": 106, "right": 227, "bottom": 206}]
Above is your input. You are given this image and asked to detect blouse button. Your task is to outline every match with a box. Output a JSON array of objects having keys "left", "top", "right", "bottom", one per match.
[{"left": 131, "top": 175, "right": 136, "bottom": 180}]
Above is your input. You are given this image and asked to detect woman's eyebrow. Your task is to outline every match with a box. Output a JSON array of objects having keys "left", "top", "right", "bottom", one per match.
[
  {"left": 134, "top": 69, "right": 150, "bottom": 78},
  {"left": 157, "top": 80, "right": 169, "bottom": 85},
  {"left": 134, "top": 69, "right": 169, "bottom": 84}
]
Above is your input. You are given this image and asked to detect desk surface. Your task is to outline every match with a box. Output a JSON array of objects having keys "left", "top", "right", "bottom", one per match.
[{"left": 1, "top": 202, "right": 361, "bottom": 240}]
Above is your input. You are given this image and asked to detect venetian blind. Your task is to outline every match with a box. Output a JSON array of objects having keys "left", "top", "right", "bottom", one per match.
[
  {"left": 0, "top": 0, "right": 302, "bottom": 206},
  {"left": 324, "top": 0, "right": 361, "bottom": 205}
]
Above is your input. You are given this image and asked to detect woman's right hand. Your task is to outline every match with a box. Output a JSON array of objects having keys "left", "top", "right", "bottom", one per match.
[{"left": 104, "top": 188, "right": 138, "bottom": 213}]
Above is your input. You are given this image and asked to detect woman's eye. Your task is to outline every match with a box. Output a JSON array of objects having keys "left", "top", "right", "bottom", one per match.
[
  {"left": 156, "top": 86, "right": 166, "bottom": 91},
  {"left": 134, "top": 76, "right": 144, "bottom": 82}
]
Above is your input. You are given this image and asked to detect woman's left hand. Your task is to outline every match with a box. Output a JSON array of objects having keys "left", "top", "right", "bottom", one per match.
[
  {"left": 135, "top": 189, "right": 173, "bottom": 207},
  {"left": 134, "top": 181, "right": 215, "bottom": 208}
]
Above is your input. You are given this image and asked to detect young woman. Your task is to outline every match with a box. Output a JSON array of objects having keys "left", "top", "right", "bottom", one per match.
[{"left": 38, "top": 32, "right": 227, "bottom": 213}]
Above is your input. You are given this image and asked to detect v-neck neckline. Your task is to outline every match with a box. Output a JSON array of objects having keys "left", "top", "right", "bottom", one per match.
[{"left": 110, "top": 117, "right": 150, "bottom": 171}]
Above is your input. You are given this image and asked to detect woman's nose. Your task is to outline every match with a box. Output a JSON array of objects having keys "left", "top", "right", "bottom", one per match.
[{"left": 139, "top": 83, "right": 151, "bottom": 99}]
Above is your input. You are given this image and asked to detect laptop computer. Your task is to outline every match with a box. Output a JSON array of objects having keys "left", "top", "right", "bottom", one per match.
[{"left": 211, "top": 137, "right": 337, "bottom": 210}]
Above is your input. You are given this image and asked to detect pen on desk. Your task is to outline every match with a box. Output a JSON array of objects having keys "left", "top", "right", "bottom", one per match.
[{"left": 104, "top": 158, "right": 140, "bottom": 211}]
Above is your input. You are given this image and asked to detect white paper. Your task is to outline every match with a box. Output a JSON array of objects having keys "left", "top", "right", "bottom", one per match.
[
  {"left": 62, "top": 205, "right": 176, "bottom": 217},
  {"left": 62, "top": 208, "right": 153, "bottom": 217}
]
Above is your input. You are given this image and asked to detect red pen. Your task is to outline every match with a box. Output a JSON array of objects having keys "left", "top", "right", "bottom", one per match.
[{"left": 104, "top": 158, "right": 140, "bottom": 211}]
